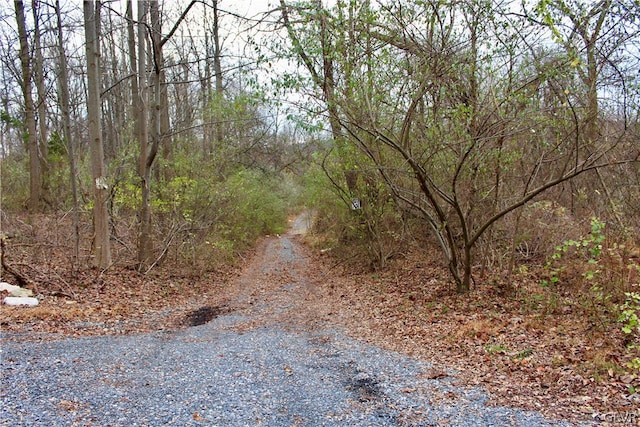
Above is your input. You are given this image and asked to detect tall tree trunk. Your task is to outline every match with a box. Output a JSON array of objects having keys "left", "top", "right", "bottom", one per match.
[
  {"left": 212, "top": 0, "right": 224, "bottom": 146},
  {"left": 159, "top": 64, "right": 172, "bottom": 181},
  {"left": 55, "top": 0, "right": 80, "bottom": 267},
  {"left": 127, "top": 0, "right": 140, "bottom": 156},
  {"left": 581, "top": 0, "right": 611, "bottom": 145},
  {"left": 212, "top": 1, "right": 223, "bottom": 97},
  {"left": 14, "top": 0, "right": 42, "bottom": 212},
  {"left": 583, "top": 32, "right": 600, "bottom": 146},
  {"left": 201, "top": 5, "right": 212, "bottom": 157},
  {"left": 136, "top": 1, "right": 149, "bottom": 178},
  {"left": 138, "top": 0, "right": 163, "bottom": 269},
  {"left": 83, "top": 0, "right": 112, "bottom": 268},
  {"left": 103, "top": 10, "right": 124, "bottom": 160},
  {"left": 159, "top": 12, "right": 172, "bottom": 182},
  {"left": 314, "top": 0, "right": 341, "bottom": 145},
  {"left": 137, "top": 0, "right": 153, "bottom": 268},
  {"left": 32, "top": 0, "right": 49, "bottom": 204},
  {"left": 137, "top": 0, "right": 197, "bottom": 269}
]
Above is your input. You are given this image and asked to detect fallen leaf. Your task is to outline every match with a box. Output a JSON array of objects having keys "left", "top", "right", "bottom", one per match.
[{"left": 421, "top": 369, "right": 448, "bottom": 379}]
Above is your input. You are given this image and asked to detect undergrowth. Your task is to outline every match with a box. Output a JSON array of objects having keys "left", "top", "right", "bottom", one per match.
[{"left": 539, "top": 217, "right": 640, "bottom": 375}]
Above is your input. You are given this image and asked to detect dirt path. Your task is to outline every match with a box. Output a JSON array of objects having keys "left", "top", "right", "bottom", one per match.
[
  {"left": 0, "top": 216, "right": 571, "bottom": 426},
  {"left": 217, "top": 223, "right": 333, "bottom": 331}
]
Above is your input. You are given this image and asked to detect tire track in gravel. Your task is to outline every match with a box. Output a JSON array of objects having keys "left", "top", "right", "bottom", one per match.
[{"left": 0, "top": 213, "right": 577, "bottom": 426}]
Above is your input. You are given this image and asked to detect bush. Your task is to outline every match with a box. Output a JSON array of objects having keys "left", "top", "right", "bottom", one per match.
[
  {"left": 221, "top": 169, "right": 290, "bottom": 241},
  {"left": 538, "top": 218, "right": 640, "bottom": 332},
  {"left": 157, "top": 167, "right": 294, "bottom": 269},
  {"left": 0, "top": 154, "right": 29, "bottom": 210},
  {"left": 619, "top": 291, "right": 640, "bottom": 372},
  {"left": 300, "top": 158, "right": 411, "bottom": 269}
]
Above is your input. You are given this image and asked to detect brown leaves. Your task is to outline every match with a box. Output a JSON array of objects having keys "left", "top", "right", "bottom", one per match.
[
  {"left": 309, "top": 247, "right": 640, "bottom": 424},
  {"left": 0, "top": 213, "right": 240, "bottom": 338},
  {"left": 2, "top": 212, "right": 638, "bottom": 424},
  {"left": 57, "top": 399, "right": 85, "bottom": 413}
]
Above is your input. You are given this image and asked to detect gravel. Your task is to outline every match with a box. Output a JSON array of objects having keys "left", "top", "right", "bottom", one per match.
[
  {"left": 1, "top": 229, "right": 579, "bottom": 426},
  {"left": 1, "top": 319, "right": 575, "bottom": 426}
]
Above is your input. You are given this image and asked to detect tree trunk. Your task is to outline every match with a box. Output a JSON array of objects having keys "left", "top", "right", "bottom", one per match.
[
  {"left": 136, "top": 1, "right": 148, "bottom": 178},
  {"left": 14, "top": 0, "right": 42, "bottom": 213},
  {"left": 212, "top": 0, "right": 224, "bottom": 146},
  {"left": 580, "top": 0, "right": 611, "bottom": 145},
  {"left": 103, "top": 10, "right": 125, "bottom": 160},
  {"left": 83, "top": 0, "right": 112, "bottom": 268},
  {"left": 55, "top": 0, "right": 80, "bottom": 267},
  {"left": 138, "top": 0, "right": 164, "bottom": 269},
  {"left": 201, "top": 5, "right": 212, "bottom": 157},
  {"left": 126, "top": 0, "right": 140, "bottom": 156},
  {"left": 584, "top": 36, "right": 599, "bottom": 146},
  {"left": 136, "top": 0, "right": 152, "bottom": 268},
  {"left": 159, "top": 62, "right": 172, "bottom": 181},
  {"left": 32, "top": 0, "right": 49, "bottom": 204},
  {"left": 137, "top": 0, "right": 197, "bottom": 269}
]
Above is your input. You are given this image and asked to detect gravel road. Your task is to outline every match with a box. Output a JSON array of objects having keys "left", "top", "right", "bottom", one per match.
[{"left": 1, "top": 216, "right": 575, "bottom": 426}]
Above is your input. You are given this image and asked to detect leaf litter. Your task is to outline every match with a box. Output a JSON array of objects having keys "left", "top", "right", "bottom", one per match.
[{"left": 1, "top": 212, "right": 638, "bottom": 425}]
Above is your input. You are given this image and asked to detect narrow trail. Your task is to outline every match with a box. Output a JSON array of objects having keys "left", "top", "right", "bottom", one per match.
[
  {"left": 0, "top": 214, "right": 573, "bottom": 426},
  {"left": 218, "top": 212, "right": 333, "bottom": 332}
]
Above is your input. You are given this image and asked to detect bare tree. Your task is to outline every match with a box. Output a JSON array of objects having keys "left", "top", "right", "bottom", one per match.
[
  {"left": 55, "top": 0, "right": 80, "bottom": 266},
  {"left": 280, "top": 0, "right": 639, "bottom": 292},
  {"left": 83, "top": 0, "right": 111, "bottom": 268},
  {"left": 137, "top": 0, "right": 199, "bottom": 269},
  {"left": 14, "top": 0, "right": 42, "bottom": 212}
]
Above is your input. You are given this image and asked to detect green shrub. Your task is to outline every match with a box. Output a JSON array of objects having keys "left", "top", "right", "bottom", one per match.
[
  {"left": 619, "top": 291, "right": 640, "bottom": 372},
  {"left": 300, "top": 157, "right": 409, "bottom": 269},
  {"left": 221, "top": 169, "right": 290, "bottom": 240},
  {"left": 541, "top": 217, "right": 606, "bottom": 289},
  {"left": 0, "top": 154, "right": 29, "bottom": 210},
  {"left": 158, "top": 166, "right": 294, "bottom": 268}
]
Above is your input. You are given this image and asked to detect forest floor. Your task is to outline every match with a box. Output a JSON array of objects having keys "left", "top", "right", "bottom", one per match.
[{"left": 1, "top": 212, "right": 639, "bottom": 425}]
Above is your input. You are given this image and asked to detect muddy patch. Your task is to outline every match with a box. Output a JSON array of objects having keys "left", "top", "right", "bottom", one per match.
[
  {"left": 185, "top": 305, "right": 228, "bottom": 326},
  {"left": 343, "top": 365, "right": 383, "bottom": 402}
]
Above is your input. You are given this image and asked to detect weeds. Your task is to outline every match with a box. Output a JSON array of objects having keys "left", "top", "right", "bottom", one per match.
[
  {"left": 540, "top": 217, "right": 640, "bottom": 374},
  {"left": 619, "top": 291, "right": 640, "bottom": 372},
  {"left": 485, "top": 343, "right": 508, "bottom": 355}
]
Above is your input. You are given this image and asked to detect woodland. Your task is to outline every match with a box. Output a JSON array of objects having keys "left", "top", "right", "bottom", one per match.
[{"left": 1, "top": 0, "right": 639, "bottom": 421}]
